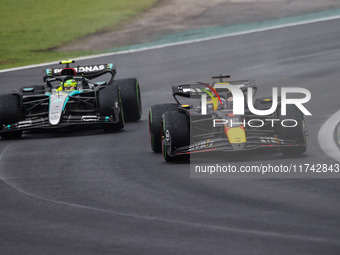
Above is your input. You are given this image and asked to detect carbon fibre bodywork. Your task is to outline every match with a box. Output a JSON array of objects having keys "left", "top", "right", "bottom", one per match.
[
  {"left": 151, "top": 76, "right": 307, "bottom": 160},
  {"left": 0, "top": 61, "right": 123, "bottom": 135}
]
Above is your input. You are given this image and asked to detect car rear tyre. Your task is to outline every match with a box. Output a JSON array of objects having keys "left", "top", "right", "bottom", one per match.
[
  {"left": 0, "top": 94, "right": 22, "bottom": 139},
  {"left": 113, "top": 78, "right": 141, "bottom": 122},
  {"left": 161, "top": 111, "right": 190, "bottom": 162},
  {"left": 149, "top": 103, "right": 178, "bottom": 153},
  {"left": 278, "top": 104, "right": 307, "bottom": 155},
  {"left": 98, "top": 86, "right": 124, "bottom": 131}
]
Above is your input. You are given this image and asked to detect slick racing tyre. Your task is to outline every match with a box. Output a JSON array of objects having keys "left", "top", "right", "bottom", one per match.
[
  {"left": 98, "top": 85, "right": 124, "bottom": 131},
  {"left": 113, "top": 78, "right": 141, "bottom": 122},
  {"left": 278, "top": 104, "right": 307, "bottom": 155},
  {"left": 0, "top": 94, "right": 22, "bottom": 139},
  {"left": 149, "top": 103, "right": 178, "bottom": 153},
  {"left": 161, "top": 111, "right": 190, "bottom": 162},
  {"left": 19, "top": 85, "right": 46, "bottom": 95}
]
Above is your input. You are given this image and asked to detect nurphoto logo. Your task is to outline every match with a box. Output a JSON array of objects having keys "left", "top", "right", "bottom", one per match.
[{"left": 201, "top": 84, "right": 312, "bottom": 116}]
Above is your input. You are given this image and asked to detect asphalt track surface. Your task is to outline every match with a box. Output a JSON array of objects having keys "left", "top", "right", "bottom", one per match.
[{"left": 1, "top": 18, "right": 340, "bottom": 254}]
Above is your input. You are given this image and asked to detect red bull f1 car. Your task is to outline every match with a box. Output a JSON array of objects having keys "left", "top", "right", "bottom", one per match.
[
  {"left": 149, "top": 75, "right": 307, "bottom": 162},
  {"left": 0, "top": 60, "right": 141, "bottom": 139}
]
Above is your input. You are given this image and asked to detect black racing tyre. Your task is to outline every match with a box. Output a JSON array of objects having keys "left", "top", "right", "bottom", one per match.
[
  {"left": 149, "top": 103, "right": 178, "bottom": 153},
  {"left": 113, "top": 78, "right": 141, "bottom": 122},
  {"left": 278, "top": 104, "right": 307, "bottom": 155},
  {"left": 161, "top": 111, "right": 190, "bottom": 162},
  {"left": 0, "top": 94, "right": 22, "bottom": 139},
  {"left": 98, "top": 85, "right": 124, "bottom": 131},
  {"left": 19, "top": 85, "right": 46, "bottom": 95}
]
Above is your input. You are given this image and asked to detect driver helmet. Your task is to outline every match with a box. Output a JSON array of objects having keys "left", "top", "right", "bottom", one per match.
[
  {"left": 226, "top": 96, "right": 233, "bottom": 109},
  {"left": 63, "top": 79, "right": 77, "bottom": 91}
]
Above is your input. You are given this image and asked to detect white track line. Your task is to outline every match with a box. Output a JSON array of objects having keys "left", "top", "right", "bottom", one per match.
[
  {"left": 318, "top": 110, "right": 340, "bottom": 162},
  {"left": 1, "top": 14, "right": 340, "bottom": 74},
  {"left": 0, "top": 150, "right": 338, "bottom": 245}
]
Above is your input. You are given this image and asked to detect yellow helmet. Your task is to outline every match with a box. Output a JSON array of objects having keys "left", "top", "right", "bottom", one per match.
[{"left": 64, "top": 79, "right": 77, "bottom": 90}]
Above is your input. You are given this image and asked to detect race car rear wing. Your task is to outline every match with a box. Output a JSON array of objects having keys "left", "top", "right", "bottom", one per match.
[
  {"left": 172, "top": 80, "right": 255, "bottom": 97},
  {"left": 172, "top": 84, "right": 203, "bottom": 98},
  {"left": 172, "top": 80, "right": 258, "bottom": 105},
  {"left": 43, "top": 63, "right": 116, "bottom": 82}
]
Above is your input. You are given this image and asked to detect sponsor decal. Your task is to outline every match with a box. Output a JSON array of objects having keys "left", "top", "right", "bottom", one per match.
[
  {"left": 260, "top": 137, "right": 285, "bottom": 144},
  {"left": 53, "top": 65, "right": 106, "bottom": 74},
  {"left": 189, "top": 140, "right": 213, "bottom": 151}
]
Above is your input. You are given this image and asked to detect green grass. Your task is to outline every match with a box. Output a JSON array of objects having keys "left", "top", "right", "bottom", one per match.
[{"left": 0, "top": 0, "right": 157, "bottom": 69}]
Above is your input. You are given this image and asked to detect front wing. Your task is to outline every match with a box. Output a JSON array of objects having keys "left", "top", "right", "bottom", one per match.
[
  {"left": 0, "top": 114, "right": 120, "bottom": 133},
  {"left": 167, "top": 136, "right": 306, "bottom": 157}
]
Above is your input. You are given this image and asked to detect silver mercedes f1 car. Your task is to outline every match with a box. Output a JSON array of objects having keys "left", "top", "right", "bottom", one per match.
[{"left": 0, "top": 60, "right": 141, "bottom": 139}]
